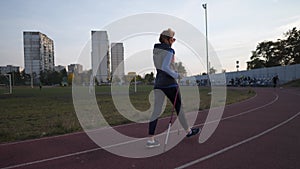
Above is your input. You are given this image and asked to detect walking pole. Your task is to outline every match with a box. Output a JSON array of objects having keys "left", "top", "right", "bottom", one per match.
[{"left": 163, "top": 85, "right": 179, "bottom": 152}]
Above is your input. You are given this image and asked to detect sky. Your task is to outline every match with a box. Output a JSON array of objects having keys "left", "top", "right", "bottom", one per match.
[{"left": 0, "top": 0, "right": 300, "bottom": 76}]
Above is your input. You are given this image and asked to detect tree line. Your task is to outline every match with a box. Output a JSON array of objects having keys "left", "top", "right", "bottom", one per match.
[
  {"left": 0, "top": 69, "right": 68, "bottom": 86},
  {"left": 39, "top": 69, "right": 68, "bottom": 86},
  {"left": 1, "top": 61, "right": 189, "bottom": 86},
  {"left": 0, "top": 70, "right": 30, "bottom": 86},
  {"left": 247, "top": 27, "right": 300, "bottom": 69}
]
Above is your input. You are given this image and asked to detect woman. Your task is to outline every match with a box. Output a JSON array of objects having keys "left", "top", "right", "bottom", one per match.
[{"left": 147, "top": 28, "right": 200, "bottom": 148}]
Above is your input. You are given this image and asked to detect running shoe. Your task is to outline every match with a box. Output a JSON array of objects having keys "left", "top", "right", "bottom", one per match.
[
  {"left": 186, "top": 127, "right": 200, "bottom": 138},
  {"left": 146, "top": 139, "right": 160, "bottom": 148}
]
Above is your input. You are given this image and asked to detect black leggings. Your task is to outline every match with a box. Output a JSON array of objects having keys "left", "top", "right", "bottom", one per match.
[{"left": 148, "top": 87, "right": 189, "bottom": 135}]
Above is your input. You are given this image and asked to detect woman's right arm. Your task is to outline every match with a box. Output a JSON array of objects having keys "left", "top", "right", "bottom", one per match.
[{"left": 161, "top": 52, "right": 179, "bottom": 79}]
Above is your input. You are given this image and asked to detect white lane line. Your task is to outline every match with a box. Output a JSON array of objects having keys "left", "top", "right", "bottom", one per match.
[
  {"left": 0, "top": 148, "right": 101, "bottom": 169},
  {"left": 0, "top": 89, "right": 259, "bottom": 146},
  {"left": 175, "top": 111, "right": 300, "bottom": 169},
  {"left": 0, "top": 137, "right": 147, "bottom": 169},
  {"left": 0, "top": 92, "right": 278, "bottom": 169},
  {"left": 194, "top": 93, "right": 278, "bottom": 127},
  {"left": 158, "top": 92, "right": 278, "bottom": 141},
  {"left": 225, "top": 90, "right": 258, "bottom": 108},
  {"left": 0, "top": 119, "right": 147, "bottom": 146}
]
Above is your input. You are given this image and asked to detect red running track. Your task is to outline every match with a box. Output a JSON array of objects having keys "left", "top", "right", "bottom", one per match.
[{"left": 0, "top": 88, "right": 300, "bottom": 169}]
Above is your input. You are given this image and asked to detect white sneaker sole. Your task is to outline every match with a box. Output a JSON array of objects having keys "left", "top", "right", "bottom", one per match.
[{"left": 146, "top": 143, "right": 161, "bottom": 148}]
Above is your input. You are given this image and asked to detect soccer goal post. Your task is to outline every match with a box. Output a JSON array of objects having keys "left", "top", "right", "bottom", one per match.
[{"left": 0, "top": 74, "right": 12, "bottom": 94}]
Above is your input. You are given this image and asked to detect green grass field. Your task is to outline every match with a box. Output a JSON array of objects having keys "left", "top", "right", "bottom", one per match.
[
  {"left": 0, "top": 85, "right": 255, "bottom": 143},
  {"left": 283, "top": 79, "right": 300, "bottom": 87}
]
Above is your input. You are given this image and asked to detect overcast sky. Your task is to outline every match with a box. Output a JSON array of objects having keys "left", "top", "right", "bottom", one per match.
[{"left": 0, "top": 0, "right": 299, "bottom": 75}]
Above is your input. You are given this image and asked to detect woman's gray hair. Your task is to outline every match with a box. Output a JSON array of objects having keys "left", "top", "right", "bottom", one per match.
[{"left": 159, "top": 28, "right": 175, "bottom": 43}]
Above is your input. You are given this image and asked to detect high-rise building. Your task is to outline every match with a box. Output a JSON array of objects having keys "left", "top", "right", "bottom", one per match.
[
  {"left": 0, "top": 65, "right": 20, "bottom": 74},
  {"left": 68, "top": 64, "right": 83, "bottom": 74},
  {"left": 54, "top": 65, "right": 66, "bottom": 72},
  {"left": 111, "top": 43, "right": 125, "bottom": 80},
  {"left": 23, "top": 31, "right": 54, "bottom": 81},
  {"left": 91, "top": 31, "right": 110, "bottom": 84}
]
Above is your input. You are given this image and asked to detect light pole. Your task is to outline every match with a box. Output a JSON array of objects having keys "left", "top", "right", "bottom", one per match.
[{"left": 202, "top": 3, "right": 209, "bottom": 75}]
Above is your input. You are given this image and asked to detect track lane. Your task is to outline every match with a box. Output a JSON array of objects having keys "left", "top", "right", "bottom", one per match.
[{"left": 1, "top": 88, "right": 299, "bottom": 169}]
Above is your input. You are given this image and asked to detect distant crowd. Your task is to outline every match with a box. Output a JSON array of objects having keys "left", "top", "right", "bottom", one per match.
[{"left": 228, "top": 75, "right": 279, "bottom": 87}]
